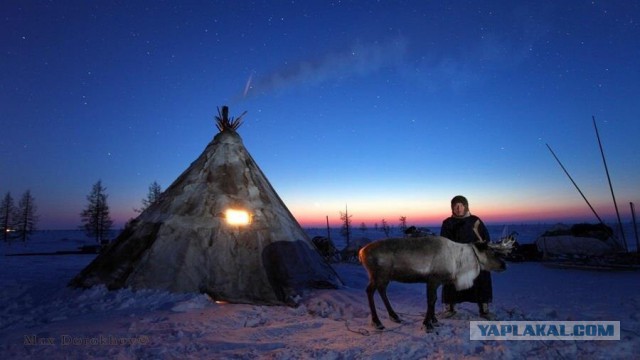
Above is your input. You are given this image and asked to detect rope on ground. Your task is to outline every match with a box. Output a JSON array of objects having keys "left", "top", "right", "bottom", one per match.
[{"left": 344, "top": 320, "right": 371, "bottom": 336}]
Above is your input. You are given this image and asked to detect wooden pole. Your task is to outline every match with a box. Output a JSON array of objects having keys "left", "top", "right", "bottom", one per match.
[
  {"left": 592, "top": 116, "right": 628, "bottom": 252},
  {"left": 345, "top": 204, "right": 350, "bottom": 248},
  {"left": 546, "top": 143, "right": 605, "bottom": 224},
  {"left": 326, "top": 215, "right": 331, "bottom": 243},
  {"left": 631, "top": 202, "right": 639, "bottom": 253}
]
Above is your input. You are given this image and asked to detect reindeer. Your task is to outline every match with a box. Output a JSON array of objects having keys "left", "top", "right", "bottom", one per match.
[{"left": 358, "top": 235, "right": 514, "bottom": 332}]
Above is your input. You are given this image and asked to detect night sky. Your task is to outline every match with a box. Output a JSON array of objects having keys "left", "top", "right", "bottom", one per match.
[{"left": 2, "top": 1, "right": 639, "bottom": 230}]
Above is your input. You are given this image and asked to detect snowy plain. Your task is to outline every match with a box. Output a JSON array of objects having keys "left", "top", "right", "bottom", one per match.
[{"left": 1, "top": 225, "right": 639, "bottom": 359}]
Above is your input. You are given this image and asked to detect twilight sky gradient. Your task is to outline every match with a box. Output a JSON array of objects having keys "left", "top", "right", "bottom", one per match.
[{"left": 2, "top": 1, "right": 639, "bottom": 230}]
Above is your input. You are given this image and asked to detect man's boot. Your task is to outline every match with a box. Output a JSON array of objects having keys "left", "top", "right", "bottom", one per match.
[
  {"left": 479, "top": 303, "right": 496, "bottom": 320},
  {"left": 443, "top": 303, "right": 456, "bottom": 318}
]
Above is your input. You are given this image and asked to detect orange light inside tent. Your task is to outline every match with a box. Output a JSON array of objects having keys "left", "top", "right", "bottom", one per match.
[{"left": 225, "top": 209, "right": 251, "bottom": 226}]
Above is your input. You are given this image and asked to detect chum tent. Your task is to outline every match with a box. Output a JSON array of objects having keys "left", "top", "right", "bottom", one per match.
[{"left": 70, "top": 107, "right": 343, "bottom": 305}]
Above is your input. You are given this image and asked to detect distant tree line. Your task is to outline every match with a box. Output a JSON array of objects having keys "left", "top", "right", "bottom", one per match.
[
  {"left": 80, "top": 180, "right": 162, "bottom": 243},
  {"left": 337, "top": 206, "right": 415, "bottom": 241},
  {"left": 1, "top": 190, "right": 38, "bottom": 243},
  {"left": 135, "top": 181, "right": 162, "bottom": 213},
  {"left": 314, "top": 209, "right": 420, "bottom": 264},
  {"left": 80, "top": 180, "right": 113, "bottom": 244},
  {"left": 3, "top": 180, "right": 163, "bottom": 245}
]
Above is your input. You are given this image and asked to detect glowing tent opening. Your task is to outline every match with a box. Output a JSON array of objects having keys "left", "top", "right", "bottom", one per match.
[{"left": 225, "top": 209, "right": 251, "bottom": 226}]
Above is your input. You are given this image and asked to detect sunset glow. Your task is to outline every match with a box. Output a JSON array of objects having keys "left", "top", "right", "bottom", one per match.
[{"left": 2, "top": 2, "right": 638, "bottom": 230}]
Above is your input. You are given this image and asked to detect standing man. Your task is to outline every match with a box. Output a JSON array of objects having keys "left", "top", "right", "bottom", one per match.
[{"left": 440, "top": 195, "right": 495, "bottom": 320}]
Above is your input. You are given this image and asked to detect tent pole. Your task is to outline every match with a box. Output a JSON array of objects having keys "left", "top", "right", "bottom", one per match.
[
  {"left": 592, "top": 116, "right": 628, "bottom": 252},
  {"left": 546, "top": 143, "right": 605, "bottom": 224},
  {"left": 631, "top": 202, "right": 639, "bottom": 254},
  {"left": 326, "top": 215, "right": 331, "bottom": 243}
]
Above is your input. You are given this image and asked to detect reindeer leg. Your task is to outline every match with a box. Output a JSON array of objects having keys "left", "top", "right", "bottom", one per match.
[
  {"left": 378, "top": 283, "right": 401, "bottom": 324},
  {"left": 366, "top": 282, "right": 384, "bottom": 330},
  {"left": 424, "top": 282, "right": 440, "bottom": 332}
]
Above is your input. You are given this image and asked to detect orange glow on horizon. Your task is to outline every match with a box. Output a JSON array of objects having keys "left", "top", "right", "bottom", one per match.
[{"left": 291, "top": 203, "right": 616, "bottom": 228}]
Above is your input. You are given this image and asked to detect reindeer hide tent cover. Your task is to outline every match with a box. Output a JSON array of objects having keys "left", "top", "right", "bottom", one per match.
[{"left": 70, "top": 109, "right": 343, "bottom": 305}]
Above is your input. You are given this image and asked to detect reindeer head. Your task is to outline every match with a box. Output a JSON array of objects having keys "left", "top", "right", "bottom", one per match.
[{"left": 473, "top": 241, "right": 507, "bottom": 272}]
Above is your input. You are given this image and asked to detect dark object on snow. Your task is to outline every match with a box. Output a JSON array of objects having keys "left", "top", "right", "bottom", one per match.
[
  {"left": 312, "top": 236, "right": 340, "bottom": 262},
  {"left": 79, "top": 244, "right": 102, "bottom": 254},
  {"left": 404, "top": 226, "right": 435, "bottom": 237},
  {"left": 541, "top": 223, "right": 613, "bottom": 241},
  {"left": 536, "top": 223, "right": 623, "bottom": 259},
  {"left": 503, "top": 243, "right": 543, "bottom": 262},
  {"left": 341, "top": 237, "right": 371, "bottom": 263}
]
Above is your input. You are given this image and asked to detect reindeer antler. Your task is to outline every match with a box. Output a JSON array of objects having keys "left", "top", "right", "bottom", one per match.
[{"left": 488, "top": 234, "right": 516, "bottom": 254}]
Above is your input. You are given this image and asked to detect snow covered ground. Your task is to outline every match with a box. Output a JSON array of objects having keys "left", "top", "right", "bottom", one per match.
[{"left": 1, "top": 227, "right": 639, "bottom": 359}]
